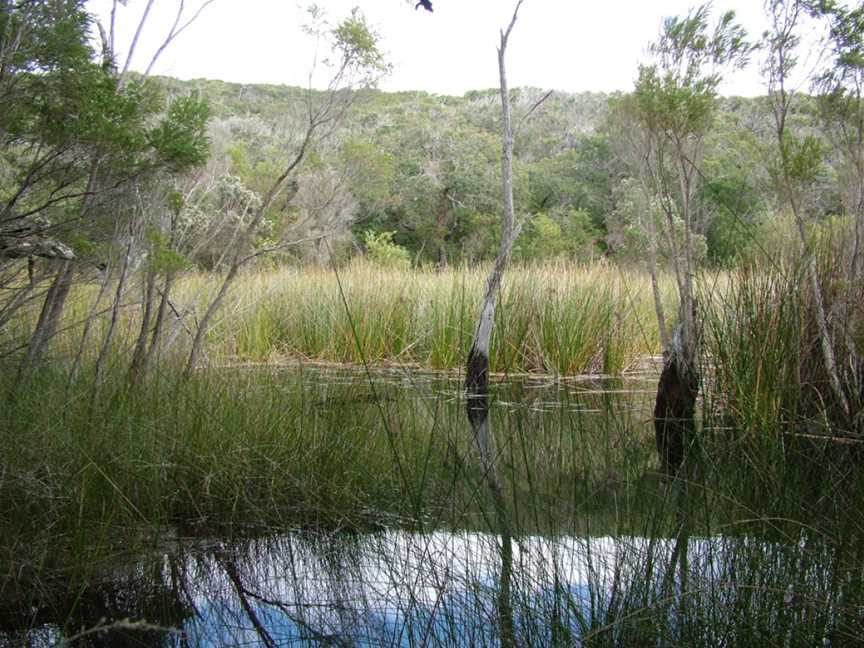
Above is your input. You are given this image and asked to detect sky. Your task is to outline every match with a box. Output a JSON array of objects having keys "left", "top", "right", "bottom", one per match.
[{"left": 86, "top": 0, "right": 803, "bottom": 97}]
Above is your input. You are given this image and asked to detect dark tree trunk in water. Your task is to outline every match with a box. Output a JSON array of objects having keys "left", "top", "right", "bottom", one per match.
[
  {"left": 465, "top": 344, "right": 489, "bottom": 430},
  {"left": 654, "top": 341, "right": 699, "bottom": 478}
]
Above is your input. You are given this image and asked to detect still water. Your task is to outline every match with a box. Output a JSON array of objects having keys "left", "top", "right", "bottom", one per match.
[
  {"left": 2, "top": 368, "right": 857, "bottom": 646},
  {"left": 3, "top": 528, "right": 793, "bottom": 647}
]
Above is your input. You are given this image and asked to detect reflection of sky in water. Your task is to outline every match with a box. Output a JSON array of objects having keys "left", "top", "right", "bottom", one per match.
[
  {"left": 179, "top": 531, "right": 718, "bottom": 647},
  {"left": 3, "top": 528, "right": 842, "bottom": 647}
]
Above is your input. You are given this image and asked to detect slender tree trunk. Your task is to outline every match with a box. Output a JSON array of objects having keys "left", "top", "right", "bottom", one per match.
[
  {"left": 779, "top": 121, "right": 849, "bottom": 422},
  {"left": 19, "top": 260, "right": 74, "bottom": 374},
  {"left": 0, "top": 279, "right": 36, "bottom": 332},
  {"left": 142, "top": 270, "right": 175, "bottom": 375},
  {"left": 184, "top": 116, "right": 317, "bottom": 378},
  {"left": 129, "top": 265, "right": 157, "bottom": 384},
  {"left": 68, "top": 265, "right": 113, "bottom": 385},
  {"left": 766, "top": 1, "right": 851, "bottom": 423},
  {"left": 463, "top": 6, "right": 525, "bottom": 647},
  {"left": 644, "top": 202, "right": 669, "bottom": 352},
  {"left": 798, "top": 216, "right": 850, "bottom": 419},
  {"left": 93, "top": 235, "right": 133, "bottom": 395},
  {"left": 435, "top": 187, "right": 451, "bottom": 268},
  {"left": 183, "top": 262, "right": 238, "bottom": 378}
]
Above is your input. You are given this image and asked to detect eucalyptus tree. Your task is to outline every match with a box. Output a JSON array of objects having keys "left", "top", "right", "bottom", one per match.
[
  {"left": 632, "top": 5, "right": 751, "bottom": 476},
  {"left": 815, "top": 3, "right": 864, "bottom": 278},
  {"left": 813, "top": 2, "right": 864, "bottom": 412}
]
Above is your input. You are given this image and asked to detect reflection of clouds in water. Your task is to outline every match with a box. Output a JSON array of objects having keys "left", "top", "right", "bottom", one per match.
[
  {"left": 2, "top": 530, "right": 842, "bottom": 646},
  {"left": 178, "top": 531, "right": 734, "bottom": 647}
]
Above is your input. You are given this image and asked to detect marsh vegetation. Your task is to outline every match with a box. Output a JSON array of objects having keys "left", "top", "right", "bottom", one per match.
[{"left": 2, "top": 0, "right": 864, "bottom": 645}]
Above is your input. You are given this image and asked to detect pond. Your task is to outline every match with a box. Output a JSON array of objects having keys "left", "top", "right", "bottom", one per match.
[
  {"left": 2, "top": 527, "right": 854, "bottom": 647},
  {"left": 1, "top": 366, "right": 861, "bottom": 646}
]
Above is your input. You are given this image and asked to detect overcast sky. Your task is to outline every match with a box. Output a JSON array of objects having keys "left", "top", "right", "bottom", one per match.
[{"left": 87, "top": 0, "right": 801, "bottom": 97}]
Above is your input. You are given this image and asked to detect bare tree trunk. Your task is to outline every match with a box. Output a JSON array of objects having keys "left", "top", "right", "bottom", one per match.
[
  {"left": 68, "top": 265, "right": 113, "bottom": 385},
  {"left": 129, "top": 265, "right": 157, "bottom": 384},
  {"left": 463, "top": 5, "right": 526, "bottom": 647},
  {"left": 645, "top": 204, "right": 669, "bottom": 352},
  {"left": 93, "top": 235, "right": 134, "bottom": 396},
  {"left": 142, "top": 270, "right": 175, "bottom": 375},
  {"left": 799, "top": 218, "right": 850, "bottom": 418},
  {"left": 19, "top": 260, "right": 74, "bottom": 374},
  {"left": 0, "top": 268, "right": 39, "bottom": 332},
  {"left": 183, "top": 262, "right": 238, "bottom": 378}
]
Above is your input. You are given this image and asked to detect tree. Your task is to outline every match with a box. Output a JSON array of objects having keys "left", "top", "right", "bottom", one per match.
[
  {"left": 0, "top": 1, "right": 211, "bottom": 377},
  {"left": 183, "top": 6, "right": 389, "bottom": 376},
  {"left": 763, "top": 0, "right": 855, "bottom": 423},
  {"left": 463, "top": 4, "right": 538, "bottom": 646},
  {"left": 814, "top": 3, "right": 864, "bottom": 280},
  {"left": 632, "top": 5, "right": 752, "bottom": 476}
]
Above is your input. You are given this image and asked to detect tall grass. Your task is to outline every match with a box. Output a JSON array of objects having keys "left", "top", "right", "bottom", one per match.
[
  {"left": 0, "top": 362, "right": 661, "bottom": 578},
  {"left": 0, "top": 260, "right": 670, "bottom": 377},
  {"left": 697, "top": 244, "right": 864, "bottom": 540},
  {"left": 195, "top": 259, "right": 668, "bottom": 374},
  {"left": 5, "top": 254, "right": 864, "bottom": 645}
]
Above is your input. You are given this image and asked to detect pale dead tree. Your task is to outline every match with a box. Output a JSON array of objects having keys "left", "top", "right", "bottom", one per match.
[
  {"left": 465, "top": 2, "right": 526, "bottom": 470},
  {"left": 183, "top": 8, "right": 389, "bottom": 377},
  {"left": 763, "top": 0, "right": 852, "bottom": 422},
  {"left": 463, "top": 3, "right": 540, "bottom": 647},
  {"left": 99, "top": 0, "right": 220, "bottom": 81}
]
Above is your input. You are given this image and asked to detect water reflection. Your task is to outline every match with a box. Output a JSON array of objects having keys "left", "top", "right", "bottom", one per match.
[
  {"left": 5, "top": 367, "right": 858, "bottom": 645},
  {"left": 2, "top": 528, "right": 856, "bottom": 646}
]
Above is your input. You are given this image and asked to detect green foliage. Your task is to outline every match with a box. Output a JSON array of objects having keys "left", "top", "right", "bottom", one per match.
[
  {"left": 146, "top": 228, "right": 189, "bottom": 274},
  {"left": 779, "top": 133, "right": 824, "bottom": 183},
  {"left": 363, "top": 230, "right": 411, "bottom": 268},
  {"left": 339, "top": 137, "right": 394, "bottom": 208},
  {"left": 515, "top": 209, "right": 602, "bottom": 261},
  {"left": 0, "top": 0, "right": 212, "bottom": 266},
  {"left": 148, "top": 94, "right": 211, "bottom": 170},
  {"left": 636, "top": 5, "right": 752, "bottom": 140},
  {"left": 331, "top": 8, "right": 390, "bottom": 78}
]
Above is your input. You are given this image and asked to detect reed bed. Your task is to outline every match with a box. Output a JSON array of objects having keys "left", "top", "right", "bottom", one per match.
[
  {"left": 0, "top": 364, "right": 658, "bottom": 575},
  {"left": 0, "top": 259, "right": 671, "bottom": 376},
  {"left": 190, "top": 259, "right": 670, "bottom": 374},
  {"left": 6, "top": 257, "right": 864, "bottom": 645}
]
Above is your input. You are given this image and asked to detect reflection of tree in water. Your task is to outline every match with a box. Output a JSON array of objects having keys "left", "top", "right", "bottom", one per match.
[
  {"left": 0, "top": 553, "right": 194, "bottom": 647},
  {"left": 2, "top": 527, "right": 859, "bottom": 646}
]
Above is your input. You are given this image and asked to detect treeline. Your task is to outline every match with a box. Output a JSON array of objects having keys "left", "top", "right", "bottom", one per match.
[
  {"left": 0, "top": 1, "right": 389, "bottom": 379},
  {"left": 150, "top": 76, "right": 842, "bottom": 270}
]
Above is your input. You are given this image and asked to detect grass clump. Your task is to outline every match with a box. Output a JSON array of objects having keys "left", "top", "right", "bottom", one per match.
[{"left": 212, "top": 260, "right": 667, "bottom": 374}]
